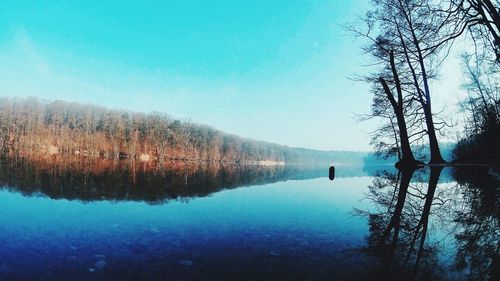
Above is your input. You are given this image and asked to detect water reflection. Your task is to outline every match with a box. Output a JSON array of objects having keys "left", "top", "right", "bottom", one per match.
[
  {"left": 0, "top": 162, "right": 373, "bottom": 281},
  {"left": 0, "top": 154, "right": 387, "bottom": 203},
  {"left": 451, "top": 167, "right": 500, "bottom": 281},
  {"left": 356, "top": 166, "right": 499, "bottom": 281},
  {"left": 0, "top": 154, "right": 497, "bottom": 281}
]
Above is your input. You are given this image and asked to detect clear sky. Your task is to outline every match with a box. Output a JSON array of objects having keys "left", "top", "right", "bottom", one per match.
[{"left": 0, "top": 0, "right": 386, "bottom": 151}]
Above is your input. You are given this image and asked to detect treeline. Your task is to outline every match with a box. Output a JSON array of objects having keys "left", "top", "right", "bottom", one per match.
[
  {"left": 353, "top": 0, "right": 499, "bottom": 167},
  {"left": 0, "top": 97, "right": 371, "bottom": 164},
  {"left": 452, "top": 51, "right": 500, "bottom": 163},
  {"left": 0, "top": 97, "right": 285, "bottom": 162}
]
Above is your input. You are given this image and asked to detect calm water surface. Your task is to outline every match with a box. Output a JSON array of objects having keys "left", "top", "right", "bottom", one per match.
[{"left": 0, "top": 158, "right": 498, "bottom": 281}]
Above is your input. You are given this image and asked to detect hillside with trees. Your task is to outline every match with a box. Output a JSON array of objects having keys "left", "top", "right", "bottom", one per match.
[{"left": 0, "top": 97, "right": 373, "bottom": 165}]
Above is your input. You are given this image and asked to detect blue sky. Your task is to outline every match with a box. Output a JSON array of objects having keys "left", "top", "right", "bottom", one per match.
[{"left": 0, "top": 0, "right": 381, "bottom": 151}]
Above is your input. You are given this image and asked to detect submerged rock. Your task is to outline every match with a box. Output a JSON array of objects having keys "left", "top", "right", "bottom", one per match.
[
  {"left": 94, "top": 260, "right": 106, "bottom": 270},
  {"left": 268, "top": 251, "right": 281, "bottom": 257},
  {"left": 178, "top": 260, "right": 193, "bottom": 266}
]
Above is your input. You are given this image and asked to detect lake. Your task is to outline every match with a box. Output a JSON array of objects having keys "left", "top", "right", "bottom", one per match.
[{"left": 0, "top": 157, "right": 498, "bottom": 281}]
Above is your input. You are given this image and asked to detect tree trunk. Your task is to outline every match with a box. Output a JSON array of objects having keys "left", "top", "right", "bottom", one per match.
[
  {"left": 413, "top": 166, "right": 443, "bottom": 270},
  {"left": 423, "top": 105, "right": 446, "bottom": 164},
  {"left": 378, "top": 51, "right": 423, "bottom": 167},
  {"left": 379, "top": 168, "right": 415, "bottom": 246},
  {"left": 380, "top": 77, "right": 419, "bottom": 168},
  {"left": 397, "top": 0, "right": 446, "bottom": 164}
]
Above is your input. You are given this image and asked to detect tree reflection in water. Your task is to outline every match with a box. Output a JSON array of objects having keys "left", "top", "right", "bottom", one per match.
[
  {"left": 0, "top": 154, "right": 392, "bottom": 204},
  {"left": 0, "top": 153, "right": 380, "bottom": 204},
  {"left": 451, "top": 167, "right": 499, "bottom": 281},
  {"left": 356, "top": 166, "right": 499, "bottom": 281},
  {"left": 0, "top": 154, "right": 302, "bottom": 204}
]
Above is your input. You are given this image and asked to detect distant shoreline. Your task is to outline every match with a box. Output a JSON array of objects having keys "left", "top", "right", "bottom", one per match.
[{"left": 0, "top": 97, "right": 377, "bottom": 166}]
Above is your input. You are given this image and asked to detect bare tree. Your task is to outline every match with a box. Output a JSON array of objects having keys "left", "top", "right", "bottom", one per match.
[
  {"left": 452, "top": 0, "right": 500, "bottom": 62},
  {"left": 352, "top": 0, "right": 464, "bottom": 164}
]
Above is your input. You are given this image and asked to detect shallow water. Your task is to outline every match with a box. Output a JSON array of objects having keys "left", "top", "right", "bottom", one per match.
[{"left": 0, "top": 159, "right": 498, "bottom": 281}]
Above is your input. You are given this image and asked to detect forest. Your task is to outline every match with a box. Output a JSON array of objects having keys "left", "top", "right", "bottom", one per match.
[
  {"left": 0, "top": 97, "right": 282, "bottom": 163},
  {"left": 353, "top": 0, "right": 499, "bottom": 167},
  {"left": 0, "top": 97, "right": 370, "bottom": 164}
]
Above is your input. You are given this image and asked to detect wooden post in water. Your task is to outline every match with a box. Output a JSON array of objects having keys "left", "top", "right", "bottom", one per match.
[{"left": 329, "top": 165, "right": 335, "bottom": 180}]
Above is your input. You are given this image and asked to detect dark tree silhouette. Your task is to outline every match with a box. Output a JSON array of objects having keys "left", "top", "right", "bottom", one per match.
[
  {"left": 351, "top": 0, "right": 473, "bottom": 164},
  {"left": 379, "top": 51, "right": 422, "bottom": 168},
  {"left": 357, "top": 167, "right": 446, "bottom": 280},
  {"left": 356, "top": 165, "right": 499, "bottom": 281},
  {"left": 451, "top": 0, "right": 500, "bottom": 62}
]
